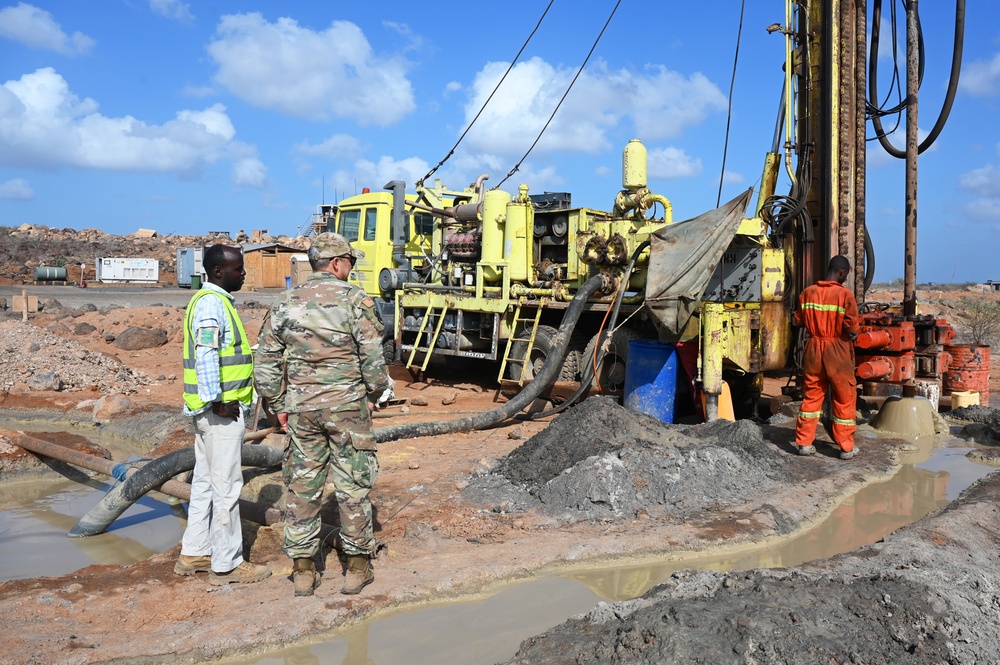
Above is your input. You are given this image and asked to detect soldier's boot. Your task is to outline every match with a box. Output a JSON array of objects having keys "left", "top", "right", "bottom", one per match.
[
  {"left": 341, "top": 554, "right": 374, "bottom": 595},
  {"left": 292, "top": 558, "right": 321, "bottom": 597}
]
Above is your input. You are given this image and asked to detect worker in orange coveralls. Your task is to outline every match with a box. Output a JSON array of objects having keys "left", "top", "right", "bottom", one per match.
[{"left": 794, "top": 255, "right": 861, "bottom": 460}]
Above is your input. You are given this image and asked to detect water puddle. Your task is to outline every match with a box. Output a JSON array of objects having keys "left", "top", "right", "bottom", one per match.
[
  {"left": 229, "top": 434, "right": 997, "bottom": 665},
  {"left": 0, "top": 477, "right": 184, "bottom": 582}
]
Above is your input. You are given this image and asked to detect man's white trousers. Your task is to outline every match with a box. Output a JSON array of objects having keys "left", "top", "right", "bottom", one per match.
[{"left": 180, "top": 409, "right": 245, "bottom": 573}]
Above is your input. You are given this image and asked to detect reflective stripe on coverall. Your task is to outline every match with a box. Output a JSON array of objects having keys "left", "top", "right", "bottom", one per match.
[{"left": 794, "top": 280, "right": 861, "bottom": 452}]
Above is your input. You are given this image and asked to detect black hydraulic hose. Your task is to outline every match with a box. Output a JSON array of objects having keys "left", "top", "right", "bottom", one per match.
[
  {"left": 372, "top": 274, "right": 609, "bottom": 442},
  {"left": 869, "top": 0, "right": 964, "bottom": 157},
  {"left": 863, "top": 226, "right": 876, "bottom": 294},
  {"left": 69, "top": 444, "right": 284, "bottom": 538},
  {"left": 518, "top": 241, "right": 652, "bottom": 420}
]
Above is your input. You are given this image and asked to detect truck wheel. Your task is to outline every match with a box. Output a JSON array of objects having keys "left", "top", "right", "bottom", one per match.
[
  {"left": 582, "top": 327, "right": 641, "bottom": 395},
  {"left": 508, "top": 325, "right": 577, "bottom": 383},
  {"left": 382, "top": 339, "right": 396, "bottom": 366}
]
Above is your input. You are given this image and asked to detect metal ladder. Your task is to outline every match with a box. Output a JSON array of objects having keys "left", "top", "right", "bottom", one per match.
[
  {"left": 498, "top": 303, "right": 543, "bottom": 385},
  {"left": 406, "top": 302, "right": 449, "bottom": 372}
]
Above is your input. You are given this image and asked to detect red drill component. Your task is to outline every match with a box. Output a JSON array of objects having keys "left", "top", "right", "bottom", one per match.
[
  {"left": 857, "top": 357, "right": 894, "bottom": 380},
  {"left": 856, "top": 354, "right": 915, "bottom": 382},
  {"left": 856, "top": 320, "right": 915, "bottom": 352},
  {"left": 856, "top": 330, "right": 892, "bottom": 349}
]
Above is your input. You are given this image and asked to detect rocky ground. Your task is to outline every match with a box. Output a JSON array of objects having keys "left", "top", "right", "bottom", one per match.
[{"left": 0, "top": 239, "right": 999, "bottom": 663}]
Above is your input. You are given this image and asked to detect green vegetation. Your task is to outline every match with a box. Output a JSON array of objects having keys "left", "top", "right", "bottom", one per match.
[{"left": 953, "top": 297, "right": 1000, "bottom": 346}]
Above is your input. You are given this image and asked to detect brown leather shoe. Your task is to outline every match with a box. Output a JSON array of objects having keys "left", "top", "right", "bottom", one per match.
[
  {"left": 341, "top": 555, "right": 374, "bottom": 595},
  {"left": 209, "top": 561, "right": 272, "bottom": 586},
  {"left": 174, "top": 554, "right": 212, "bottom": 576},
  {"left": 292, "top": 558, "right": 321, "bottom": 597}
]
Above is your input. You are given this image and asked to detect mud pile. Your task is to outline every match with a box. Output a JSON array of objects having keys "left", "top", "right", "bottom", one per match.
[
  {"left": 504, "top": 471, "right": 1000, "bottom": 665},
  {"left": 0, "top": 320, "right": 147, "bottom": 394},
  {"left": 463, "top": 396, "right": 798, "bottom": 521},
  {"left": 949, "top": 404, "right": 1000, "bottom": 424},
  {"left": 951, "top": 405, "right": 1000, "bottom": 450}
]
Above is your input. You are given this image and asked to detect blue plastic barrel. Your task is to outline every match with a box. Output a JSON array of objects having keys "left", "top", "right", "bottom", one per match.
[
  {"left": 623, "top": 340, "right": 678, "bottom": 424},
  {"left": 285, "top": 276, "right": 292, "bottom": 289}
]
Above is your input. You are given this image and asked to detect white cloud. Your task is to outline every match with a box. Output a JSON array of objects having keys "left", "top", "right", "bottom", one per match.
[
  {"left": 959, "top": 164, "right": 1000, "bottom": 222},
  {"left": 444, "top": 81, "right": 462, "bottom": 94},
  {"left": 959, "top": 164, "right": 1000, "bottom": 197},
  {"left": 0, "top": 68, "right": 261, "bottom": 187},
  {"left": 295, "top": 134, "right": 363, "bottom": 161},
  {"left": 232, "top": 157, "right": 267, "bottom": 188},
  {"left": 0, "top": 3, "right": 94, "bottom": 55},
  {"left": 648, "top": 146, "right": 702, "bottom": 179},
  {"left": 331, "top": 155, "right": 431, "bottom": 193},
  {"left": 149, "top": 0, "right": 193, "bottom": 22},
  {"left": 963, "top": 197, "right": 1000, "bottom": 223},
  {"left": 382, "top": 21, "right": 424, "bottom": 53},
  {"left": 181, "top": 84, "right": 215, "bottom": 98},
  {"left": 960, "top": 53, "right": 1000, "bottom": 96},
  {"left": 460, "top": 58, "right": 727, "bottom": 157},
  {"left": 0, "top": 178, "right": 34, "bottom": 200},
  {"left": 208, "top": 14, "right": 415, "bottom": 125}
]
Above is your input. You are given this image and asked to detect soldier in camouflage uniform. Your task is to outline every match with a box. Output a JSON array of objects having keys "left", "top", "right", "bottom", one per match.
[{"left": 254, "top": 232, "right": 393, "bottom": 597}]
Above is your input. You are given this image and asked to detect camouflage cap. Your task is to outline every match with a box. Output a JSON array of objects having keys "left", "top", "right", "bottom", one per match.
[{"left": 311, "top": 232, "right": 365, "bottom": 259}]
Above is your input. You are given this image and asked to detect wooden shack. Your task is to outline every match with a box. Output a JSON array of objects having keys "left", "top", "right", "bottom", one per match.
[{"left": 242, "top": 244, "right": 300, "bottom": 290}]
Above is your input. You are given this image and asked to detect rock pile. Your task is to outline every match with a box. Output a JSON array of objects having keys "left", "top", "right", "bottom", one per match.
[{"left": 0, "top": 320, "right": 148, "bottom": 394}]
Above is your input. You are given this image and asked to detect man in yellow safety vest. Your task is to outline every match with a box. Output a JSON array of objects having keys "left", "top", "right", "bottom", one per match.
[{"left": 175, "top": 244, "right": 271, "bottom": 585}]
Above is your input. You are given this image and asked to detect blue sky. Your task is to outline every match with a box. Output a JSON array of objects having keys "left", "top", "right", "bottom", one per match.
[{"left": 0, "top": 1, "right": 996, "bottom": 283}]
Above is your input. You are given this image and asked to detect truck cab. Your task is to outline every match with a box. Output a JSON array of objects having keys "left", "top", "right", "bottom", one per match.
[{"left": 322, "top": 180, "right": 469, "bottom": 339}]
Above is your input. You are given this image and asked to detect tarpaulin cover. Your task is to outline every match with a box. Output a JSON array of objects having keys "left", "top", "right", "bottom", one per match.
[{"left": 645, "top": 188, "right": 754, "bottom": 335}]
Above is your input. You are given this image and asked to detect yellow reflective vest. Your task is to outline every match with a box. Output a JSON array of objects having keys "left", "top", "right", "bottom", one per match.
[{"left": 182, "top": 289, "right": 253, "bottom": 411}]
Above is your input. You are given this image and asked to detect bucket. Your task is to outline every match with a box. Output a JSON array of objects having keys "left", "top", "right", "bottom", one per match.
[
  {"left": 950, "top": 390, "right": 980, "bottom": 410},
  {"left": 623, "top": 340, "right": 677, "bottom": 424},
  {"left": 190, "top": 274, "right": 202, "bottom": 290},
  {"left": 943, "top": 344, "right": 990, "bottom": 406}
]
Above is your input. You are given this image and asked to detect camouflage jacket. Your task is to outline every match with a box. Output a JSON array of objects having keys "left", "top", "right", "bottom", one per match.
[{"left": 254, "top": 272, "right": 389, "bottom": 414}]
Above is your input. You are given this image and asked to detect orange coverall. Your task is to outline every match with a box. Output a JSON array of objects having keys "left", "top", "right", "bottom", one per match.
[{"left": 794, "top": 280, "right": 861, "bottom": 452}]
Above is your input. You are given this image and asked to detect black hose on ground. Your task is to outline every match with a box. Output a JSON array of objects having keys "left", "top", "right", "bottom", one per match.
[
  {"left": 518, "top": 240, "right": 652, "bottom": 420},
  {"left": 372, "top": 273, "right": 610, "bottom": 443},
  {"left": 69, "top": 444, "right": 284, "bottom": 538}
]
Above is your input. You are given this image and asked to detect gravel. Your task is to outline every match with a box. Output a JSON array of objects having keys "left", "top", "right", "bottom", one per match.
[{"left": 0, "top": 319, "right": 148, "bottom": 394}]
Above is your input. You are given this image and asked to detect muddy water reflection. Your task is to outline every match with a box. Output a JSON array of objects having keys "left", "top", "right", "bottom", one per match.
[
  {"left": 0, "top": 477, "right": 184, "bottom": 581},
  {"left": 236, "top": 435, "right": 996, "bottom": 665}
]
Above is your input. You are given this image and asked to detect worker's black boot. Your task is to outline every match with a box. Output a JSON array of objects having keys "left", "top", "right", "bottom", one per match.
[
  {"left": 292, "top": 558, "right": 321, "bottom": 597},
  {"left": 342, "top": 554, "right": 374, "bottom": 595}
]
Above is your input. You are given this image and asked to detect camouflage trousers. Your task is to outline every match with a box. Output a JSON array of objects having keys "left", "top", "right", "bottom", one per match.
[{"left": 283, "top": 406, "right": 378, "bottom": 558}]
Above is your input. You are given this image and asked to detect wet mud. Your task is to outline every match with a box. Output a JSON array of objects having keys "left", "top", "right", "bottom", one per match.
[
  {"left": 503, "top": 405, "right": 1000, "bottom": 665},
  {"left": 465, "top": 397, "right": 804, "bottom": 521},
  {"left": 504, "top": 468, "right": 1000, "bottom": 665}
]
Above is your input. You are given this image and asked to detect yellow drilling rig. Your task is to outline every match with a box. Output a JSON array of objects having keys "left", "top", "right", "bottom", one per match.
[{"left": 315, "top": 0, "right": 966, "bottom": 423}]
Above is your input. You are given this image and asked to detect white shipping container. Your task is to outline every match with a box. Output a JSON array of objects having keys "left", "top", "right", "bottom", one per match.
[{"left": 96, "top": 257, "right": 160, "bottom": 283}]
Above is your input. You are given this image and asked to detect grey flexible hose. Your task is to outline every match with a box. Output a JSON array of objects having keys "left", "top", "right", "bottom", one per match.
[{"left": 69, "top": 444, "right": 283, "bottom": 538}]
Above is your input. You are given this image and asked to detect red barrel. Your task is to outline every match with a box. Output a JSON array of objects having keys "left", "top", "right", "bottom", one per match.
[{"left": 943, "top": 344, "right": 991, "bottom": 406}]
